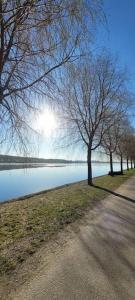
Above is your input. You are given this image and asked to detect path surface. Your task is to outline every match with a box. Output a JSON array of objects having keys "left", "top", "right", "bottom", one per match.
[{"left": 12, "top": 176, "right": 135, "bottom": 300}]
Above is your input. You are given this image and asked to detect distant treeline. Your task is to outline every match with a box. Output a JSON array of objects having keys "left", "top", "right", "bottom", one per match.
[{"left": 0, "top": 155, "right": 86, "bottom": 164}]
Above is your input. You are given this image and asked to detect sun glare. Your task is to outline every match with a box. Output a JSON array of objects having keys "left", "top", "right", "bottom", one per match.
[{"left": 35, "top": 108, "right": 57, "bottom": 137}]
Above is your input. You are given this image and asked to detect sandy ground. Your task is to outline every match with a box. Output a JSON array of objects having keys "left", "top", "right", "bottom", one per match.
[{"left": 7, "top": 175, "right": 135, "bottom": 300}]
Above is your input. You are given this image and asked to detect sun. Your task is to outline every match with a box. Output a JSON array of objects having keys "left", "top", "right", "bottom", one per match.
[{"left": 35, "top": 108, "right": 57, "bottom": 137}]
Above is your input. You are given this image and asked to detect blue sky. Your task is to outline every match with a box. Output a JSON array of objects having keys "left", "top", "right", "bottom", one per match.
[
  {"left": 98, "top": 0, "right": 135, "bottom": 87},
  {"left": 10, "top": 1, "right": 135, "bottom": 160}
]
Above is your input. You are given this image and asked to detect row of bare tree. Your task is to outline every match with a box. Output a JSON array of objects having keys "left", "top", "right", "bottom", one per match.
[
  {"left": 102, "top": 117, "right": 135, "bottom": 175},
  {"left": 57, "top": 54, "right": 134, "bottom": 185}
]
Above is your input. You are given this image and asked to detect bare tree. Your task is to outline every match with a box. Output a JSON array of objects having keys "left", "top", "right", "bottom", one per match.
[
  {"left": 120, "top": 125, "right": 134, "bottom": 171},
  {"left": 115, "top": 118, "right": 133, "bottom": 174},
  {"left": 0, "top": 0, "right": 103, "bottom": 149},
  {"left": 101, "top": 106, "right": 132, "bottom": 175},
  {"left": 128, "top": 135, "right": 135, "bottom": 169},
  {"left": 58, "top": 54, "right": 128, "bottom": 185},
  {"left": 101, "top": 120, "right": 121, "bottom": 175}
]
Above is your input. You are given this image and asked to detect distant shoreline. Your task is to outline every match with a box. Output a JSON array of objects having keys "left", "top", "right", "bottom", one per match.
[
  {"left": 0, "top": 163, "right": 66, "bottom": 169},
  {"left": 0, "top": 153, "right": 120, "bottom": 165},
  {"left": 0, "top": 154, "right": 86, "bottom": 164},
  {"left": 0, "top": 161, "right": 122, "bottom": 172}
]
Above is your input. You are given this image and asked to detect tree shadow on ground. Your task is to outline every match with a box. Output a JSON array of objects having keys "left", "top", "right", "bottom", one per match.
[
  {"left": 93, "top": 184, "right": 135, "bottom": 204},
  {"left": 77, "top": 198, "right": 135, "bottom": 299},
  {"left": 78, "top": 225, "right": 135, "bottom": 300}
]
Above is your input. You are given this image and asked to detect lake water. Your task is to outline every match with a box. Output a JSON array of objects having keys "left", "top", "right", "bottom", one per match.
[{"left": 0, "top": 163, "right": 126, "bottom": 202}]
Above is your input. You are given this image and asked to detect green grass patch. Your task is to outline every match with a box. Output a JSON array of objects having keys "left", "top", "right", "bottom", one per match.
[{"left": 0, "top": 169, "right": 135, "bottom": 275}]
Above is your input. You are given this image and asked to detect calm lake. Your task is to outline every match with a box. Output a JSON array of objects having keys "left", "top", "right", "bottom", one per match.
[{"left": 0, "top": 163, "right": 126, "bottom": 202}]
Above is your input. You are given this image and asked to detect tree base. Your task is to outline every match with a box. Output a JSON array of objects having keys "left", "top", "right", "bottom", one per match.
[
  {"left": 88, "top": 181, "right": 93, "bottom": 186},
  {"left": 108, "top": 171, "right": 123, "bottom": 176}
]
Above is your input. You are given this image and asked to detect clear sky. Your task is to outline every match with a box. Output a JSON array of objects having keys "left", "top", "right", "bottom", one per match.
[
  {"left": 9, "top": 0, "right": 135, "bottom": 160},
  {"left": 98, "top": 0, "right": 135, "bottom": 87}
]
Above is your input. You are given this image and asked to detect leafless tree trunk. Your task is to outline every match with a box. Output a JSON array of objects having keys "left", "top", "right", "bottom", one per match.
[
  {"left": 127, "top": 157, "right": 129, "bottom": 170},
  {"left": 109, "top": 151, "right": 113, "bottom": 174},
  {"left": 87, "top": 143, "right": 93, "bottom": 185},
  {"left": 120, "top": 153, "right": 123, "bottom": 174}
]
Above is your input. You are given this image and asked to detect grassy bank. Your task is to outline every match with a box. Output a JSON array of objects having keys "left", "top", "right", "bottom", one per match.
[{"left": 0, "top": 169, "right": 135, "bottom": 275}]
